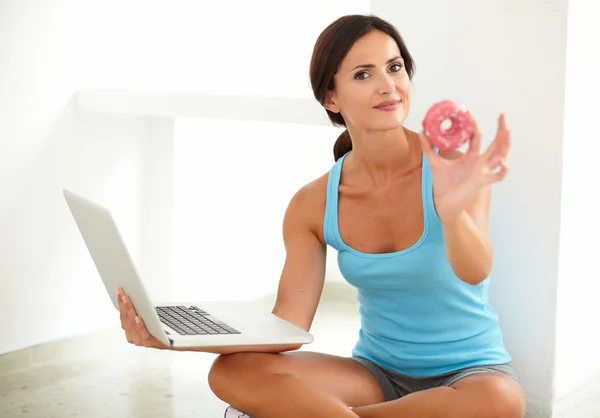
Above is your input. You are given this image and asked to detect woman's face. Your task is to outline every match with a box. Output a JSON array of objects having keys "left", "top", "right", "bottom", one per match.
[{"left": 325, "top": 30, "right": 411, "bottom": 133}]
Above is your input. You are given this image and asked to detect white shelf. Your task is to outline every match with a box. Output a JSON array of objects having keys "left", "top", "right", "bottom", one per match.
[{"left": 76, "top": 90, "right": 333, "bottom": 125}]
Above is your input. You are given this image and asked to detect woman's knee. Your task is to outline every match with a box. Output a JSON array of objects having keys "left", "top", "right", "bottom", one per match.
[
  {"left": 476, "top": 378, "right": 527, "bottom": 418},
  {"left": 207, "top": 352, "right": 280, "bottom": 398}
]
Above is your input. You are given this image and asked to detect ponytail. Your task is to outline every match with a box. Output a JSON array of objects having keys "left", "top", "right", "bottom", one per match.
[{"left": 333, "top": 129, "right": 352, "bottom": 161}]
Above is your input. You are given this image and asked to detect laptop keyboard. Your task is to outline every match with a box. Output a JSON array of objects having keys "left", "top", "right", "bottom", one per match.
[{"left": 156, "top": 305, "right": 241, "bottom": 336}]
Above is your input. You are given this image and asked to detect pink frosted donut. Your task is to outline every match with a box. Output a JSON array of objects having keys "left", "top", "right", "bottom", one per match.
[{"left": 421, "top": 100, "right": 475, "bottom": 151}]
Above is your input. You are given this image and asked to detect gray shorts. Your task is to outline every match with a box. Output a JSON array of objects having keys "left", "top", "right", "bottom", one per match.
[{"left": 350, "top": 357, "right": 519, "bottom": 402}]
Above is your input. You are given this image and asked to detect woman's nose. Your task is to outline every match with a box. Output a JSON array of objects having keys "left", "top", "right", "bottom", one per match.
[{"left": 376, "top": 74, "right": 396, "bottom": 95}]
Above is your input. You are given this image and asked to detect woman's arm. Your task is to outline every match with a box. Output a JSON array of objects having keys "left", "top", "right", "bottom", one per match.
[
  {"left": 117, "top": 180, "right": 327, "bottom": 355},
  {"left": 187, "top": 182, "right": 328, "bottom": 354},
  {"left": 422, "top": 114, "right": 510, "bottom": 286},
  {"left": 441, "top": 184, "right": 493, "bottom": 285}
]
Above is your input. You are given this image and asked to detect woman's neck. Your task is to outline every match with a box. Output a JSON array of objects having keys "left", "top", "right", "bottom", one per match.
[{"left": 344, "top": 126, "right": 420, "bottom": 188}]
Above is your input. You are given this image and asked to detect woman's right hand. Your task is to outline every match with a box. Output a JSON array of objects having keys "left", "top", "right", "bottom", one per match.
[{"left": 117, "top": 287, "right": 169, "bottom": 350}]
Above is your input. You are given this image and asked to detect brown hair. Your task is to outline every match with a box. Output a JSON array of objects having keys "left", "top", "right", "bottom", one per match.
[{"left": 309, "top": 15, "right": 415, "bottom": 161}]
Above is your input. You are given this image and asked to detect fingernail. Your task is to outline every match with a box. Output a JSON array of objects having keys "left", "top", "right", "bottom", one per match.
[{"left": 135, "top": 317, "right": 140, "bottom": 324}]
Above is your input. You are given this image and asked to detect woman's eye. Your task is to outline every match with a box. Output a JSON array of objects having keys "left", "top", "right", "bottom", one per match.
[
  {"left": 354, "top": 71, "right": 369, "bottom": 80},
  {"left": 354, "top": 64, "right": 402, "bottom": 80},
  {"left": 390, "top": 63, "right": 403, "bottom": 72}
]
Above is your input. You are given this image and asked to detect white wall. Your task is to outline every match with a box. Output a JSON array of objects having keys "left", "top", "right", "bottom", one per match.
[
  {"left": 0, "top": 0, "right": 366, "bottom": 353},
  {"left": 0, "top": 1, "right": 151, "bottom": 354},
  {"left": 555, "top": 0, "right": 600, "bottom": 402},
  {"left": 372, "top": 0, "right": 568, "bottom": 415},
  {"left": 172, "top": 118, "right": 340, "bottom": 301}
]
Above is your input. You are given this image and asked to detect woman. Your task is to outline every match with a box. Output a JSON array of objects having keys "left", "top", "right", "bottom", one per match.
[{"left": 117, "top": 14, "right": 527, "bottom": 418}]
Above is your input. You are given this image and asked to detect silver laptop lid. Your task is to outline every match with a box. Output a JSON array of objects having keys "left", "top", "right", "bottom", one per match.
[{"left": 63, "top": 189, "right": 170, "bottom": 346}]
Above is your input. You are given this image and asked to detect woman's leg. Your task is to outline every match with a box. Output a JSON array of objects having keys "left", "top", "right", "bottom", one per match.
[
  {"left": 208, "top": 351, "right": 386, "bottom": 418},
  {"left": 351, "top": 372, "right": 526, "bottom": 418}
]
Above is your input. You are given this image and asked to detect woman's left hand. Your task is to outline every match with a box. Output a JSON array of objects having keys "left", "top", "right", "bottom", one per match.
[{"left": 419, "top": 114, "right": 511, "bottom": 224}]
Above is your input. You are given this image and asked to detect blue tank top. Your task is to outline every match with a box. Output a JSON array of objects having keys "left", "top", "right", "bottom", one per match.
[{"left": 323, "top": 150, "right": 511, "bottom": 377}]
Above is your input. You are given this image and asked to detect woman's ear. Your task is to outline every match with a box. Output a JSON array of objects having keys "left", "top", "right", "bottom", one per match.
[{"left": 323, "top": 91, "right": 340, "bottom": 114}]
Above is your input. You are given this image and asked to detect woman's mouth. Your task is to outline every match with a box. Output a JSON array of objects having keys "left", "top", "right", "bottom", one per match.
[{"left": 374, "top": 100, "right": 401, "bottom": 111}]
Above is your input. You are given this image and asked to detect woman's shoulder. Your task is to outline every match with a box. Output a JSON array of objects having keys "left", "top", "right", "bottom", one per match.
[
  {"left": 287, "top": 172, "right": 329, "bottom": 218},
  {"left": 285, "top": 171, "right": 331, "bottom": 242}
]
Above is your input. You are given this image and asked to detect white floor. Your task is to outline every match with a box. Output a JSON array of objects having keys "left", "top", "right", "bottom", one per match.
[
  {"left": 0, "top": 296, "right": 362, "bottom": 418},
  {"left": 1, "top": 290, "right": 599, "bottom": 417}
]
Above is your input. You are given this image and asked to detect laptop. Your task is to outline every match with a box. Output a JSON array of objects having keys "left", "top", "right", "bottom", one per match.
[{"left": 63, "top": 189, "right": 314, "bottom": 349}]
